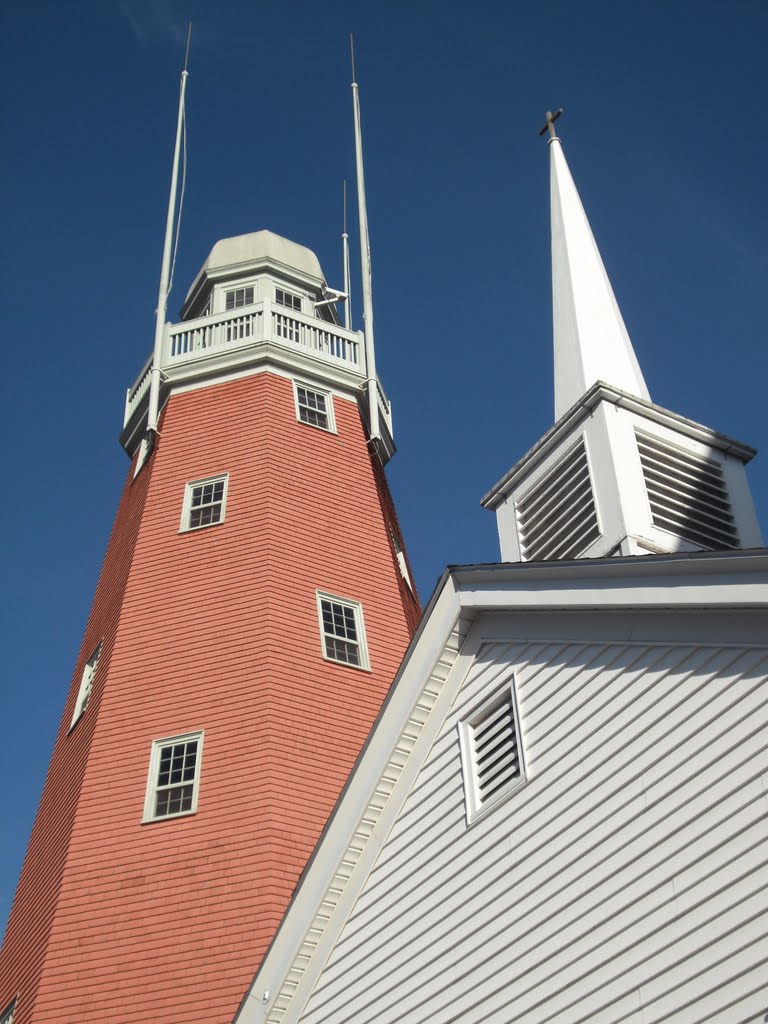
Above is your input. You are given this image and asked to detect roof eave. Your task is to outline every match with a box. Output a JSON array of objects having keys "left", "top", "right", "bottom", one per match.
[{"left": 481, "top": 381, "right": 757, "bottom": 511}]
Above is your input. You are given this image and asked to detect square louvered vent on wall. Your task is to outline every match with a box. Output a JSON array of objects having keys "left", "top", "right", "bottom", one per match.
[
  {"left": 515, "top": 437, "right": 600, "bottom": 561},
  {"left": 635, "top": 430, "right": 739, "bottom": 550}
]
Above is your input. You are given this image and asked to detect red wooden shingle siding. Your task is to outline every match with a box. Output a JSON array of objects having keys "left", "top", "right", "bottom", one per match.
[
  {"left": 0, "top": 454, "right": 153, "bottom": 1024},
  {"left": 9, "top": 373, "right": 417, "bottom": 1024}
]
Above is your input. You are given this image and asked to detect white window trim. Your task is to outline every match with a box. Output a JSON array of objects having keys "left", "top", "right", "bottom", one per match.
[
  {"left": 275, "top": 286, "right": 302, "bottom": 312},
  {"left": 293, "top": 381, "right": 337, "bottom": 433},
  {"left": 390, "top": 527, "right": 413, "bottom": 591},
  {"left": 133, "top": 436, "right": 153, "bottom": 479},
  {"left": 211, "top": 278, "right": 258, "bottom": 315},
  {"left": 0, "top": 998, "right": 16, "bottom": 1024},
  {"left": 69, "top": 642, "right": 102, "bottom": 730},
  {"left": 142, "top": 730, "right": 204, "bottom": 823},
  {"left": 180, "top": 473, "right": 229, "bottom": 533},
  {"left": 224, "top": 283, "right": 256, "bottom": 311},
  {"left": 458, "top": 676, "right": 527, "bottom": 826},
  {"left": 315, "top": 591, "right": 371, "bottom": 671}
]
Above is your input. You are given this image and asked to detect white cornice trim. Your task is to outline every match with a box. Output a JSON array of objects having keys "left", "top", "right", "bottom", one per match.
[{"left": 482, "top": 381, "right": 757, "bottom": 510}]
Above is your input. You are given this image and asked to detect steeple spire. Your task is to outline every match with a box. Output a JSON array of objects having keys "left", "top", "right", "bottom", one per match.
[
  {"left": 548, "top": 117, "right": 650, "bottom": 419},
  {"left": 482, "top": 113, "right": 762, "bottom": 563}
]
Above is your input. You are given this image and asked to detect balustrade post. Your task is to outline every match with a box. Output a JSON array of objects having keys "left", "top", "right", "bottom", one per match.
[{"left": 161, "top": 321, "right": 171, "bottom": 367}]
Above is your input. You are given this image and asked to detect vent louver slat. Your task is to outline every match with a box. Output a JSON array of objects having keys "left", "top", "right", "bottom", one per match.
[
  {"left": 636, "top": 430, "right": 739, "bottom": 550},
  {"left": 516, "top": 437, "right": 600, "bottom": 561},
  {"left": 471, "top": 690, "right": 520, "bottom": 804}
]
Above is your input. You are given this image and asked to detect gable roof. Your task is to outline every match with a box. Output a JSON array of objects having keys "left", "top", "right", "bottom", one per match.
[{"left": 234, "top": 549, "right": 768, "bottom": 1024}]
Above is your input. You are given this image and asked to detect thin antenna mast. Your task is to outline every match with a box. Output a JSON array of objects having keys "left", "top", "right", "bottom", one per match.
[
  {"left": 147, "top": 23, "right": 192, "bottom": 437},
  {"left": 342, "top": 180, "right": 351, "bottom": 331},
  {"left": 350, "top": 35, "right": 380, "bottom": 448}
]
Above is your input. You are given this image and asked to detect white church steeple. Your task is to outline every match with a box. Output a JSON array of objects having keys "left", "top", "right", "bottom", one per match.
[
  {"left": 483, "top": 113, "right": 763, "bottom": 562},
  {"left": 547, "top": 113, "right": 650, "bottom": 418}
]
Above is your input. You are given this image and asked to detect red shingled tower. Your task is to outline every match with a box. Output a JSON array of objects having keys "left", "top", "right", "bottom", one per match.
[{"left": 0, "top": 228, "right": 420, "bottom": 1024}]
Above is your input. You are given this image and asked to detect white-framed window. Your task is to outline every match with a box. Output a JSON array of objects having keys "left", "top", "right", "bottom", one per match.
[
  {"left": 275, "top": 287, "right": 301, "bottom": 312},
  {"left": 133, "top": 435, "right": 153, "bottom": 479},
  {"left": 316, "top": 592, "right": 369, "bottom": 670},
  {"left": 225, "top": 286, "right": 255, "bottom": 311},
  {"left": 0, "top": 998, "right": 16, "bottom": 1024},
  {"left": 180, "top": 474, "right": 229, "bottom": 532},
  {"left": 294, "top": 382, "right": 335, "bottom": 432},
  {"left": 70, "top": 642, "right": 102, "bottom": 730},
  {"left": 390, "top": 527, "right": 413, "bottom": 591},
  {"left": 459, "top": 678, "right": 526, "bottom": 824},
  {"left": 143, "top": 731, "right": 203, "bottom": 822}
]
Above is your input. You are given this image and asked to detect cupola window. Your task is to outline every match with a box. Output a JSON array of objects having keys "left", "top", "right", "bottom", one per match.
[
  {"left": 225, "top": 286, "right": 254, "bottom": 311},
  {"left": 275, "top": 288, "right": 301, "bottom": 312}
]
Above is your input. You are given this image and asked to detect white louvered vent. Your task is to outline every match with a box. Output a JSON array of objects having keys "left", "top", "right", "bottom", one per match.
[
  {"left": 461, "top": 682, "right": 525, "bottom": 823},
  {"left": 516, "top": 437, "right": 600, "bottom": 561},
  {"left": 636, "top": 430, "right": 739, "bottom": 550}
]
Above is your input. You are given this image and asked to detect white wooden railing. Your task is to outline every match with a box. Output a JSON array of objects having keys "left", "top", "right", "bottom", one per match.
[
  {"left": 165, "top": 299, "right": 362, "bottom": 369},
  {"left": 124, "top": 354, "right": 153, "bottom": 428},
  {"left": 124, "top": 300, "right": 392, "bottom": 440}
]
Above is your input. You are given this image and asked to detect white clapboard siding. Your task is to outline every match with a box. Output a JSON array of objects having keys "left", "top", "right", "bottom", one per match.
[{"left": 299, "top": 622, "right": 768, "bottom": 1024}]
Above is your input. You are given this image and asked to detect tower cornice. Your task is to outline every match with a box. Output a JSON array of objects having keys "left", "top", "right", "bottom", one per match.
[{"left": 482, "top": 381, "right": 757, "bottom": 512}]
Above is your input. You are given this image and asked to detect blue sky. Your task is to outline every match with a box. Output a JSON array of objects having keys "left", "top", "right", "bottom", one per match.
[{"left": 1, "top": 0, "right": 766, "bottom": 932}]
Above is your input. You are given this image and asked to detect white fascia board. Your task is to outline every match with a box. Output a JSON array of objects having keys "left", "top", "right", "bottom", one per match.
[
  {"left": 234, "top": 572, "right": 468, "bottom": 1024},
  {"left": 163, "top": 340, "right": 366, "bottom": 391},
  {"left": 451, "top": 550, "right": 768, "bottom": 609},
  {"left": 166, "top": 359, "right": 364, "bottom": 407}
]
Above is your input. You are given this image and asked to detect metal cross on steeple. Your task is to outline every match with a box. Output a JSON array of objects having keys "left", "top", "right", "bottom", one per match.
[{"left": 538, "top": 107, "right": 564, "bottom": 139}]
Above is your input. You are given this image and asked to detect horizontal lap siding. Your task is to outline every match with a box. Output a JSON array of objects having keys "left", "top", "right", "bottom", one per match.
[
  {"left": 301, "top": 628, "right": 768, "bottom": 1024},
  {"left": 0, "top": 450, "right": 152, "bottom": 1024},
  {"left": 20, "top": 373, "right": 417, "bottom": 1024}
]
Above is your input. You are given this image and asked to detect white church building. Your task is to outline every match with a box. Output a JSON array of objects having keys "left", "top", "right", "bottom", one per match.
[{"left": 232, "top": 122, "right": 768, "bottom": 1024}]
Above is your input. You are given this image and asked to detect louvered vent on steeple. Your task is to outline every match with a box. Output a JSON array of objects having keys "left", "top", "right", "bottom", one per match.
[
  {"left": 636, "top": 430, "right": 739, "bottom": 550},
  {"left": 516, "top": 437, "right": 600, "bottom": 561}
]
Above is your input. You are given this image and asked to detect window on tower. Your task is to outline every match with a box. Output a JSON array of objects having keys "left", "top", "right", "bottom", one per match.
[
  {"left": 181, "top": 474, "right": 229, "bottom": 532},
  {"left": 225, "top": 286, "right": 254, "bottom": 310},
  {"left": 294, "top": 382, "right": 335, "bottom": 432},
  {"left": 390, "top": 527, "right": 413, "bottom": 591},
  {"left": 143, "top": 732, "right": 203, "bottom": 822},
  {"left": 0, "top": 998, "right": 16, "bottom": 1024},
  {"left": 275, "top": 287, "right": 301, "bottom": 312},
  {"left": 69, "top": 642, "right": 102, "bottom": 730},
  {"left": 316, "top": 593, "right": 370, "bottom": 669}
]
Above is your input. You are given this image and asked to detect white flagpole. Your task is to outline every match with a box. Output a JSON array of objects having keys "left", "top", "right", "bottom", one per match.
[
  {"left": 147, "top": 25, "right": 191, "bottom": 437},
  {"left": 342, "top": 180, "right": 351, "bottom": 331},
  {"left": 350, "top": 36, "right": 380, "bottom": 447}
]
